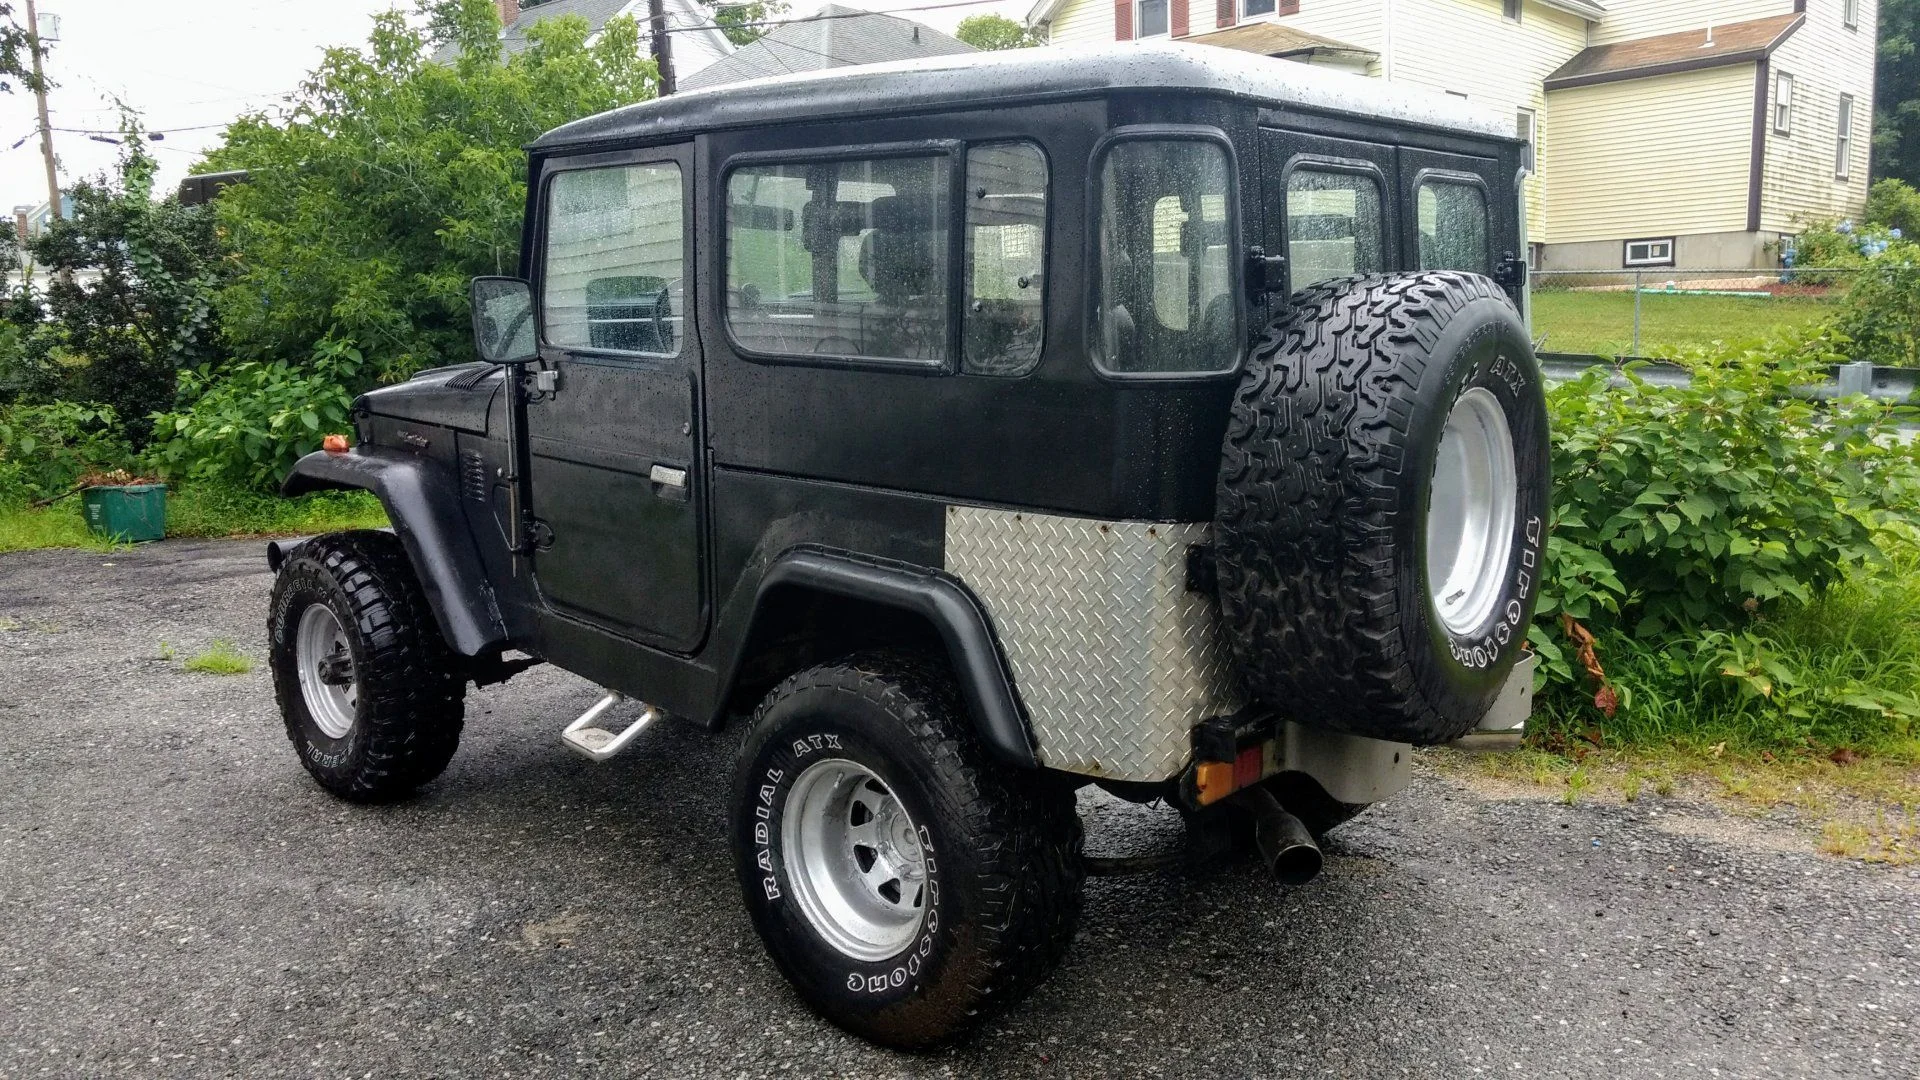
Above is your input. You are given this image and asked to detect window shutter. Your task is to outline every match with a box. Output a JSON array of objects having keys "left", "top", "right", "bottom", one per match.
[
  {"left": 1216, "top": 0, "right": 1235, "bottom": 28},
  {"left": 1278, "top": 0, "right": 1299, "bottom": 12},
  {"left": 1172, "top": 0, "right": 1189, "bottom": 36},
  {"left": 1116, "top": 0, "right": 1133, "bottom": 39}
]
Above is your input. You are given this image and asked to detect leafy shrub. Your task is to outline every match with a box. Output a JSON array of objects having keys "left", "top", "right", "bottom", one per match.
[
  {"left": 146, "top": 339, "right": 365, "bottom": 491},
  {"left": 1864, "top": 178, "right": 1920, "bottom": 237},
  {"left": 1785, "top": 220, "right": 1870, "bottom": 273},
  {"left": 1831, "top": 243, "right": 1920, "bottom": 367},
  {"left": 0, "top": 401, "right": 132, "bottom": 502},
  {"left": 1531, "top": 329, "right": 1920, "bottom": 741}
]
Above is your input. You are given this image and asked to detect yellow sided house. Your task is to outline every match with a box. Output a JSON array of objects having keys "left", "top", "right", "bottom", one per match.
[{"left": 1027, "top": 0, "right": 1879, "bottom": 270}]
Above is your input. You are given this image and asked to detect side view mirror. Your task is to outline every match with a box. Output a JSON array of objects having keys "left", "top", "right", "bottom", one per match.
[{"left": 470, "top": 276, "right": 539, "bottom": 365}]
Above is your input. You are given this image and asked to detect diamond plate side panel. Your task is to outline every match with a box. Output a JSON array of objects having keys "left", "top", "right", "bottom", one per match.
[{"left": 944, "top": 506, "right": 1245, "bottom": 781}]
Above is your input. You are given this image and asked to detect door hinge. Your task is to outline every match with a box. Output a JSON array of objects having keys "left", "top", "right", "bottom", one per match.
[
  {"left": 534, "top": 367, "right": 561, "bottom": 395},
  {"left": 1494, "top": 251, "right": 1528, "bottom": 289},
  {"left": 1246, "top": 246, "right": 1289, "bottom": 298}
]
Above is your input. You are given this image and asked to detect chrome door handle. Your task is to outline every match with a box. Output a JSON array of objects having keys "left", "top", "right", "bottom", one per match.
[{"left": 649, "top": 464, "right": 687, "bottom": 489}]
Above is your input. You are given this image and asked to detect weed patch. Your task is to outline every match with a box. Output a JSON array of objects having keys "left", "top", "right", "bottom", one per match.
[
  {"left": 0, "top": 484, "right": 385, "bottom": 553},
  {"left": 183, "top": 639, "right": 253, "bottom": 676}
]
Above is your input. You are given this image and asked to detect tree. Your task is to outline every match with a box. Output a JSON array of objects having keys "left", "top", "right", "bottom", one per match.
[
  {"left": 954, "top": 13, "right": 1043, "bottom": 50},
  {"left": 1874, "top": 0, "right": 1919, "bottom": 185},
  {"left": 713, "top": 0, "right": 791, "bottom": 46},
  {"left": 199, "top": 0, "right": 659, "bottom": 384},
  {"left": 0, "top": 3, "right": 41, "bottom": 94},
  {"left": 7, "top": 121, "right": 223, "bottom": 445}
]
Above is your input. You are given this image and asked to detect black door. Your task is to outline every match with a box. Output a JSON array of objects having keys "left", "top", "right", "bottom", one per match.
[
  {"left": 528, "top": 143, "right": 705, "bottom": 653},
  {"left": 1259, "top": 128, "right": 1400, "bottom": 297},
  {"left": 1396, "top": 147, "right": 1511, "bottom": 281}
]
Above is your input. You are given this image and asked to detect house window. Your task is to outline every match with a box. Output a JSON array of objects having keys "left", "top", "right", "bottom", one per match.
[
  {"left": 1136, "top": 0, "right": 1169, "bottom": 38},
  {"left": 1773, "top": 71, "right": 1793, "bottom": 135},
  {"left": 544, "top": 162, "right": 684, "bottom": 356},
  {"left": 963, "top": 141, "right": 1048, "bottom": 376},
  {"left": 1844, "top": 0, "right": 1858, "bottom": 29},
  {"left": 1623, "top": 238, "right": 1675, "bottom": 267},
  {"left": 1515, "top": 107, "right": 1537, "bottom": 174},
  {"left": 1503, "top": 0, "right": 1521, "bottom": 22},
  {"left": 1836, "top": 94, "right": 1855, "bottom": 179},
  {"left": 724, "top": 154, "right": 951, "bottom": 365},
  {"left": 1243, "top": 0, "right": 1277, "bottom": 17}
]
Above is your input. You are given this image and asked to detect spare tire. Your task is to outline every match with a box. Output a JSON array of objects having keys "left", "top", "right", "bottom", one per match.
[{"left": 1215, "top": 272, "right": 1550, "bottom": 745}]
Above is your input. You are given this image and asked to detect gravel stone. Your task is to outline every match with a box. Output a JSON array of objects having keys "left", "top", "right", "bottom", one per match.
[{"left": 1, "top": 540, "right": 1915, "bottom": 1078}]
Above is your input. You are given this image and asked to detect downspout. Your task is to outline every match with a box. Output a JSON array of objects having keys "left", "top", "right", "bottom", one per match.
[{"left": 1383, "top": 0, "right": 1394, "bottom": 79}]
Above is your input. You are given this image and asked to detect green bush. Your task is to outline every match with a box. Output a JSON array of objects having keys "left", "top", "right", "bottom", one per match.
[
  {"left": 145, "top": 339, "right": 364, "bottom": 492},
  {"left": 1864, "top": 178, "right": 1920, "bottom": 236},
  {"left": 0, "top": 401, "right": 133, "bottom": 502},
  {"left": 1831, "top": 243, "right": 1920, "bottom": 367},
  {"left": 1532, "top": 328, "right": 1920, "bottom": 751}
]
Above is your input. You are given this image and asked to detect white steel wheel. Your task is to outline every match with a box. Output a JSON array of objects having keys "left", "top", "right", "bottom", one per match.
[
  {"left": 781, "top": 759, "right": 928, "bottom": 962},
  {"left": 1426, "top": 387, "right": 1518, "bottom": 636},
  {"left": 295, "top": 603, "right": 359, "bottom": 739}
]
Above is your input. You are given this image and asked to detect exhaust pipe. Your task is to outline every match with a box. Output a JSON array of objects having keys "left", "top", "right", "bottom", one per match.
[{"left": 1236, "top": 785, "right": 1323, "bottom": 886}]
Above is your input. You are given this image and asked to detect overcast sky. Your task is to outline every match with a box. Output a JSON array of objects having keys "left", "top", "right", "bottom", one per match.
[{"left": 0, "top": 0, "right": 1032, "bottom": 211}]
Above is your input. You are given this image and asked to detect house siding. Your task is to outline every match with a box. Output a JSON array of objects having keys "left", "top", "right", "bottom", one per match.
[
  {"left": 1588, "top": 0, "right": 1794, "bottom": 45},
  {"left": 1760, "top": 0, "right": 1876, "bottom": 233},
  {"left": 1543, "top": 63, "right": 1757, "bottom": 244},
  {"left": 1375, "top": 0, "right": 1587, "bottom": 242}
]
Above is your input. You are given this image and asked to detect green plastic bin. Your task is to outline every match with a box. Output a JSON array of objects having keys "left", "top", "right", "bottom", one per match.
[{"left": 81, "top": 483, "right": 167, "bottom": 542}]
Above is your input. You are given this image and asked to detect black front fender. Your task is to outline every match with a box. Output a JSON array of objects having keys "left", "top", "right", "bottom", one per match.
[{"left": 282, "top": 447, "right": 507, "bottom": 657}]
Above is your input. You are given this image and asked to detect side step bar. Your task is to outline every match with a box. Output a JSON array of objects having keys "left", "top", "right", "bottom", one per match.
[{"left": 560, "top": 691, "right": 659, "bottom": 762}]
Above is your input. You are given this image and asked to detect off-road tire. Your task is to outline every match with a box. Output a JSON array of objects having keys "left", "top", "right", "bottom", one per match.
[
  {"left": 1216, "top": 272, "right": 1550, "bottom": 744},
  {"left": 730, "top": 652, "right": 1083, "bottom": 1050},
  {"left": 268, "top": 530, "right": 466, "bottom": 801}
]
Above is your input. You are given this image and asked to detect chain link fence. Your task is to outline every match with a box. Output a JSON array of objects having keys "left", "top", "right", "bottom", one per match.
[{"left": 1529, "top": 266, "right": 1878, "bottom": 359}]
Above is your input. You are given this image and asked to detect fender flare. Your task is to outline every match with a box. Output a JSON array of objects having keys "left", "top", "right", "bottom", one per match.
[
  {"left": 733, "top": 547, "right": 1039, "bottom": 769},
  {"left": 281, "top": 447, "right": 508, "bottom": 657}
]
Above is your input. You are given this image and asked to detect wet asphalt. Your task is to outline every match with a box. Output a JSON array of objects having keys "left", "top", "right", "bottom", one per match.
[{"left": 1, "top": 539, "right": 1916, "bottom": 1079}]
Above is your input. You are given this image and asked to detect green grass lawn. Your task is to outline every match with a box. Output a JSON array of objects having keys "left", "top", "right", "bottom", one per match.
[
  {"left": 1531, "top": 289, "right": 1837, "bottom": 357},
  {"left": 0, "top": 485, "right": 388, "bottom": 554}
]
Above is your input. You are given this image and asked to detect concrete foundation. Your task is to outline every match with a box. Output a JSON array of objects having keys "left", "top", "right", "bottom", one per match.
[{"left": 1540, "top": 229, "right": 1784, "bottom": 272}]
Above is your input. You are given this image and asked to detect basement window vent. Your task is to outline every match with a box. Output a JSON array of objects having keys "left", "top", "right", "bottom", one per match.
[{"left": 1623, "top": 238, "right": 1675, "bottom": 267}]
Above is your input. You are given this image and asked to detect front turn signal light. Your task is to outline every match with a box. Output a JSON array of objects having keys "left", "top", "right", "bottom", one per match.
[{"left": 322, "top": 434, "right": 351, "bottom": 453}]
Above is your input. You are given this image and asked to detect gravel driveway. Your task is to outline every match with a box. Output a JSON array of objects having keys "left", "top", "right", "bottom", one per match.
[{"left": 2, "top": 540, "right": 1916, "bottom": 1079}]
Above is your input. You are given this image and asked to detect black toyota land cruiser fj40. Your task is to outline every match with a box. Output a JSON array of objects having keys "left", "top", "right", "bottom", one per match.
[{"left": 266, "top": 41, "right": 1549, "bottom": 1047}]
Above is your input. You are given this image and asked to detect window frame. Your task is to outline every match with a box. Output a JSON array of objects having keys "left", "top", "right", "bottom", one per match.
[
  {"left": 1515, "top": 107, "right": 1537, "bottom": 174},
  {"left": 1503, "top": 0, "right": 1522, "bottom": 23},
  {"left": 1773, "top": 71, "right": 1794, "bottom": 136},
  {"left": 1622, "top": 237, "right": 1675, "bottom": 268},
  {"left": 1134, "top": 0, "right": 1170, "bottom": 38},
  {"left": 536, "top": 151, "right": 690, "bottom": 361},
  {"left": 1280, "top": 153, "right": 1390, "bottom": 295},
  {"left": 717, "top": 139, "right": 965, "bottom": 375},
  {"left": 1084, "top": 124, "right": 1245, "bottom": 383},
  {"left": 1836, "top": 93, "right": 1855, "bottom": 180},
  {"left": 961, "top": 138, "right": 1053, "bottom": 378},
  {"left": 1241, "top": 0, "right": 1277, "bottom": 19},
  {"left": 1844, "top": 0, "right": 1858, "bottom": 29},
  {"left": 1410, "top": 168, "right": 1493, "bottom": 275}
]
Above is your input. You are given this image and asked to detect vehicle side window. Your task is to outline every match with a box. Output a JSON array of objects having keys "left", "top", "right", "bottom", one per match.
[
  {"left": 1093, "top": 137, "right": 1237, "bottom": 376},
  {"left": 543, "top": 162, "right": 684, "bottom": 356},
  {"left": 1286, "top": 166, "right": 1384, "bottom": 288},
  {"left": 726, "top": 155, "right": 950, "bottom": 365},
  {"left": 1416, "top": 178, "right": 1490, "bottom": 275},
  {"left": 963, "top": 141, "right": 1047, "bottom": 376}
]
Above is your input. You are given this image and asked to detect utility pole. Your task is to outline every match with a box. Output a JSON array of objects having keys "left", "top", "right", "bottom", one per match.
[
  {"left": 24, "top": 0, "right": 59, "bottom": 226},
  {"left": 648, "top": 0, "right": 675, "bottom": 96}
]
